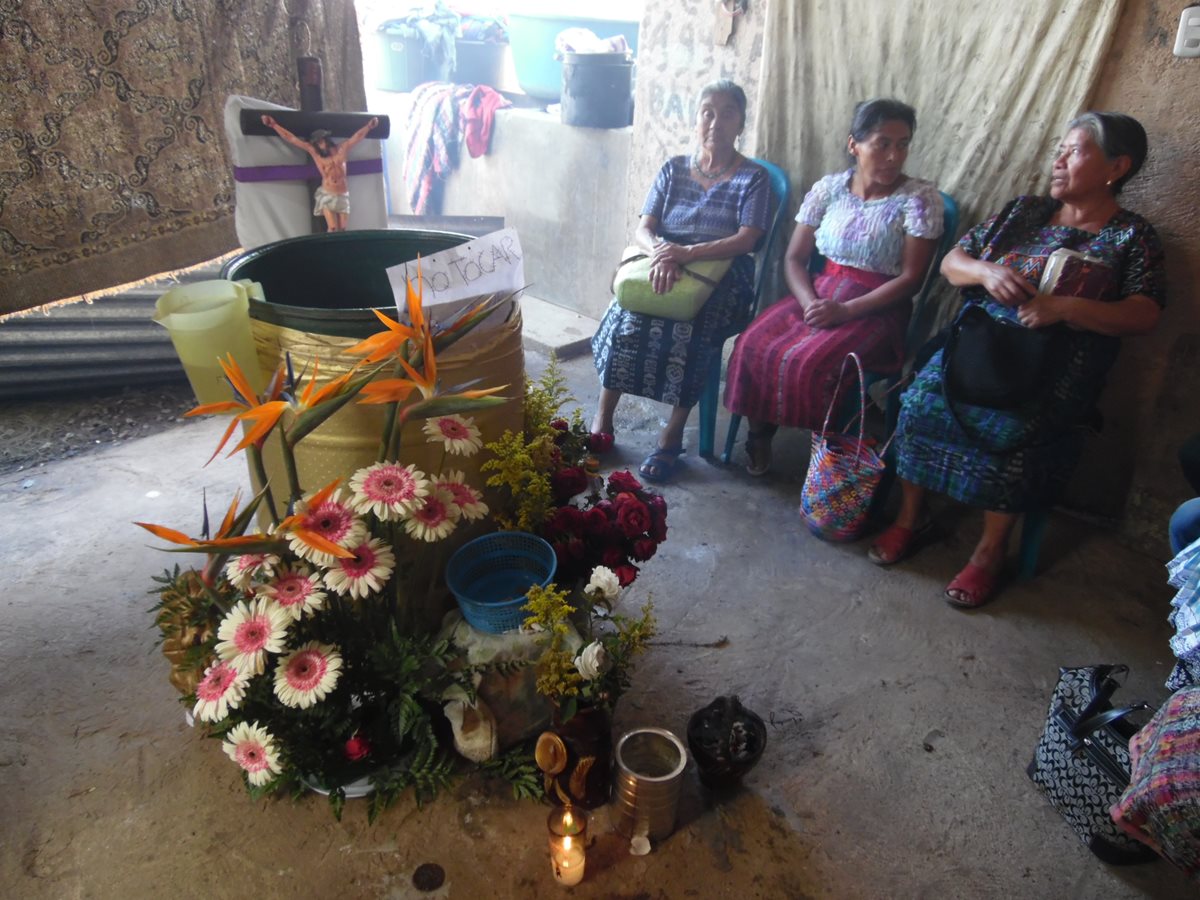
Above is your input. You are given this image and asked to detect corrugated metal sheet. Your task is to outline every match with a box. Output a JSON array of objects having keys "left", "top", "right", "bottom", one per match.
[{"left": 0, "top": 265, "right": 222, "bottom": 402}]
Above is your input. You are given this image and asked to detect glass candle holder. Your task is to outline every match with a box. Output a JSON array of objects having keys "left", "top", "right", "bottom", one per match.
[{"left": 547, "top": 805, "right": 587, "bottom": 887}]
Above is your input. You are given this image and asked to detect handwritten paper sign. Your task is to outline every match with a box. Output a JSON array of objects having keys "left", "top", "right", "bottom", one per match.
[{"left": 387, "top": 228, "right": 525, "bottom": 312}]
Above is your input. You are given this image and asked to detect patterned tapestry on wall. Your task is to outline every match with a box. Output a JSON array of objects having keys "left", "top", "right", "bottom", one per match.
[{"left": 0, "top": 0, "right": 365, "bottom": 316}]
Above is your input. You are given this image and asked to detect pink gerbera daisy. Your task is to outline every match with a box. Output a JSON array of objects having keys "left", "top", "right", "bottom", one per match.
[
  {"left": 256, "top": 563, "right": 326, "bottom": 621},
  {"left": 348, "top": 461, "right": 430, "bottom": 521},
  {"left": 192, "top": 660, "right": 250, "bottom": 723},
  {"left": 222, "top": 721, "right": 282, "bottom": 787},
  {"left": 285, "top": 488, "right": 367, "bottom": 567},
  {"left": 422, "top": 414, "right": 483, "bottom": 456},
  {"left": 274, "top": 641, "right": 343, "bottom": 709},
  {"left": 403, "top": 486, "right": 461, "bottom": 542},
  {"left": 435, "top": 470, "right": 489, "bottom": 521},
  {"left": 223, "top": 553, "right": 280, "bottom": 591},
  {"left": 322, "top": 537, "right": 396, "bottom": 600},
  {"left": 215, "top": 597, "right": 290, "bottom": 675}
]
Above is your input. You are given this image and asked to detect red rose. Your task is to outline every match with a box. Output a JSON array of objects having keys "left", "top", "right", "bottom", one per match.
[
  {"left": 616, "top": 496, "right": 651, "bottom": 538},
  {"left": 601, "top": 545, "right": 625, "bottom": 567},
  {"left": 345, "top": 733, "right": 371, "bottom": 762},
  {"left": 582, "top": 507, "right": 609, "bottom": 534},
  {"left": 647, "top": 493, "right": 667, "bottom": 518},
  {"left": 650, "top": 518, "right": 668, "bottom": 543},
  {"left": 614, "top": 563, "right": 639, "bottom": 587},
  {"left": 586, "top": 431, "right": 614, "bottom": 453},
  {"left": 567, "top": 537, "right": 587, "bottom": 560},
  {"left": 607, "top": 470, "right": 643, "bottom": 494},
  {"left": 551, "top": 467, "right": 588, "bottom": 502},
  {"left": 549, "top": 505, "right": 586, "bottom": 536},
  {"left": 550, "top": 418, "right": 569, "bottom": 431},
  {"left": 631, "top": 538, "right": 657, "bottom": 562}
]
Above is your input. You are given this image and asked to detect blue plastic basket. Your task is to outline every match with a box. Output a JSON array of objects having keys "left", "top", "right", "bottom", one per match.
[{"left": 445, "top": 532, "right": 558, "bottom": 634}]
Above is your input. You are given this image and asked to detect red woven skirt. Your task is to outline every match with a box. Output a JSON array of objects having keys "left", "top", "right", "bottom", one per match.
[{"left": 723, "top": 261, "right": 908, "bottom": 430}]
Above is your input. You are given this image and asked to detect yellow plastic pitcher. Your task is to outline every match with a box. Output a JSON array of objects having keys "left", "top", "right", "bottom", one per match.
[{"left": 154, "top": 280, "right": 264, "bottom": 404}]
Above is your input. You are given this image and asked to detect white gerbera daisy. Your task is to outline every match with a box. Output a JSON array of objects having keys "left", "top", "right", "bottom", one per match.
[
  {"left": 348, "top": 461, "right": 430, "bottom": 521},
  {"left": 285, "top": 488, "right": 367, "bottom": 567},
  {"left": 273, "top": 641, "right": 343, "bottom": 709},
  {"left": 222, "top": 721, "right": 283, "bottom": 787},
  {"left": 256, "top": 563, "right": 326, "bottom": 621},
  {"left": 214, "top": 597, "right": 290, "bottom": 676},
  {"left": 192, "top": 660, "right": 250, "bottom": 723},
  {"left": 402, "top": 487, "right": 461, "bottom": 542},
  {"left": 323, "top": 537, "right": 396, "bottom": 600},
  {"left": 422, "top": 414, "right": 482, "bottom": 456},
  {"left": 435, "top": 470, "right": 489, "bottom": 521},
  {"left": 222, "top": 553, "right": 280, "bottom": 591}
]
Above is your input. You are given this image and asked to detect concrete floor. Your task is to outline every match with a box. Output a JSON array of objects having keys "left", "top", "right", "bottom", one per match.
[{"left": 1, "top": 345, "right": 1193, "bottom": 899}]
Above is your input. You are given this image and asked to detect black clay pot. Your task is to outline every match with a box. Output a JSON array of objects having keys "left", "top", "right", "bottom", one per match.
[{"left": 686, "top": 695, "right": 767, "bottom": 789}]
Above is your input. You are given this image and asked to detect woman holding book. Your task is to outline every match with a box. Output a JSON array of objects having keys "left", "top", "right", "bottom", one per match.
[{"left": 871, "top": 111, "right": 1166, "bottom": 608}]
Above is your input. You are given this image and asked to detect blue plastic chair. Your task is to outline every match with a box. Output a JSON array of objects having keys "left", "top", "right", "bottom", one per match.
[
  {"left": 720, "top": 190, "right": 959, "bottom": 464},
  {"left": 697, "top": 158, "right": 790, "bottom": 458}
]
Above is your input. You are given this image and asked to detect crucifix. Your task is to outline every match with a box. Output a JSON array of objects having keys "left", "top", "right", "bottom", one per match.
[{"left": 238, "top": 57, "right": 390, "bottom": 234}]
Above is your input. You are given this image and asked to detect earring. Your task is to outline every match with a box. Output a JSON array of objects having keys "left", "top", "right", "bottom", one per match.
[{"left": 1106, "top": 179, "right": 1113, "bottom": 186}]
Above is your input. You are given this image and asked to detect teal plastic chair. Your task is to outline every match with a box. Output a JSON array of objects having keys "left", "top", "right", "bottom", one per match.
[
  {"left": 697, "top": 158, "right": 790, "bottom": 458},
  {"left": 720, "top": 190, "right": 959, "bottom": 464}
]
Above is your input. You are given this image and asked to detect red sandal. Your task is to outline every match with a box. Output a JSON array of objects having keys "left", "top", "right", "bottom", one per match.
[
  {"left": 944, "top": 563, "right": 1000, "bottom": 609},
  {"left": 867, "top": 521, "right": 932, "bottom": 566}
]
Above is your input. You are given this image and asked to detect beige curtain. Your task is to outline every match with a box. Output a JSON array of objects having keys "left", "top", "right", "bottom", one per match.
[
  {"left": 0, "top": 0, "right": 365, "bottom": 317},
  {"left": 755, "top": 0, "right": 1124, "bottom": 331}
]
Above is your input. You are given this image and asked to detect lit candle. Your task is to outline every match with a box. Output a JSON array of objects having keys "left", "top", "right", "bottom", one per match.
[{"left": 548, "top": 806, "right": 587, "bottom": 887}]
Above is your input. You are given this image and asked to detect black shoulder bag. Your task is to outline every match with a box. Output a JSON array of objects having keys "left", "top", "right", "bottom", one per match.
[{"left": 941, "top": 304, "right": 1069, "bottom": 451}]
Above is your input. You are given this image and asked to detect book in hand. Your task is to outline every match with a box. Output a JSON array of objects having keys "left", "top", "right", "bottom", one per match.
[{"left": 1037, "top": 248, "right": 1117, "bottom": 301}]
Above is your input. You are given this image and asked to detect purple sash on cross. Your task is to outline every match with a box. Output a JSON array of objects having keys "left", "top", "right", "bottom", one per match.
[{"left": 232, "top": 158, "right": 384, "bottom": 183}]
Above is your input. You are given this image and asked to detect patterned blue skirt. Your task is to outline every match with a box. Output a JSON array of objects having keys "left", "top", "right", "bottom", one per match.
[
  {"left": 592, "top": 256, "right": 755, "bottom": 408},
  {"left": 893, "top": 303, "right": 1119, "bottom": 513}
]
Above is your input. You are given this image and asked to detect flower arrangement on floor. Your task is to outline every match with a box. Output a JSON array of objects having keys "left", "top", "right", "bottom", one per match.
[
  {"left": 483, "top": 359, "right": 668, "bottom": 587},
  {"left": 139, "top": 275, "right": 532, "bottom": 818},
  {"left": 523, "top": 565, "right": 657, "bottom": 723}
]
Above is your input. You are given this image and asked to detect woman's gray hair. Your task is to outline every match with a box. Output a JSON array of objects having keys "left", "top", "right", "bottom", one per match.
[
  {"left": 697, "top": 79, "right": 748, "bottom": 126},
  {"left": 1066, "top": 111, "right": 1149, "bottom": 194}
]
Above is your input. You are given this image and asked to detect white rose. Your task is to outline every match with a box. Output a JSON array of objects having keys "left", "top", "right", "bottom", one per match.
[
  {"left": 586, "top": 566, "right": 621, "bottom": 604},
  {"left": 575, "top": 641, "right": 610, "bottom": 681}
]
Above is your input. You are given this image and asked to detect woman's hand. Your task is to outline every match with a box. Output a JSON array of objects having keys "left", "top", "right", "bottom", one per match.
[
  {"left": 979, "top": 261, "right": 1036, "bottom": 306},
  {"left": 804, "top": 299, "right": 851, "bottom": 328},
  {"left": 1016, "top": 294, "right": 1065, "bottom": 329},
  {"left": 650, "top": 241, "right": 690, "bottom": 266},
  {"left": 649, "top": 260, "right": 681, "bottom": 294}
]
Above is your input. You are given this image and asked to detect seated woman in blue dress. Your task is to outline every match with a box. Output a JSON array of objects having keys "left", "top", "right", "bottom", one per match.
[
  {"left": 590, "top": 79, "right": 771, "bottom": 482},
  {"left": 871, "top": 111, "right": 1166, "bottom": 608}
]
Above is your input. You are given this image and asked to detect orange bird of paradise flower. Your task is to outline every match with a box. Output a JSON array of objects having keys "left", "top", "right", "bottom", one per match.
[
  {"left": 348, "top": 265, "right": 505, "bottom": 408},
  {"left": 187, "top": 353, "right": 362, "bottom": 463},
  {"left": 135, "top": 489, "right": 273, "bottom": 553}
]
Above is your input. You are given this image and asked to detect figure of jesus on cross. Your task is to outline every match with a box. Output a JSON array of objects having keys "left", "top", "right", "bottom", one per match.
[{"left": 260, "top": 114, "right": 379, "bottom": 232}]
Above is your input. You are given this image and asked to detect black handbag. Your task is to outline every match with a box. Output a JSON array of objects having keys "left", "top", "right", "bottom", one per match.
[
  {"left": 943, "top": 304, "right": 1067, "bottom": 410},
  {"left": 940, "top": 304, "right": 1070, "bottom": 452},
  {"left": 1026, "top": 665, "right": 1156, "bottom": 865}
]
